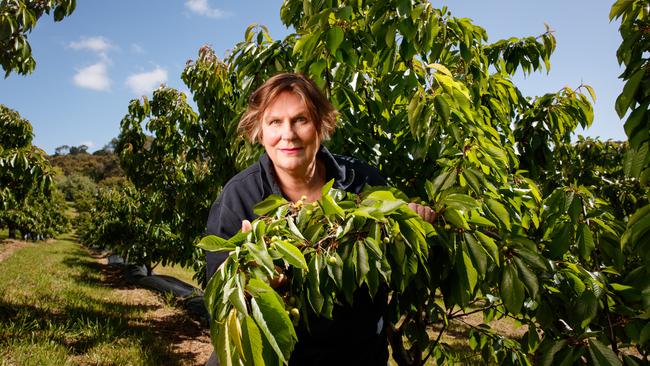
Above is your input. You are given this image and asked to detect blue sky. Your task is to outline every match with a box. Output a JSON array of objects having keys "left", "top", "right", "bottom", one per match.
[{"left": 0, "top": 0, "right": 625, "bottom": 154}]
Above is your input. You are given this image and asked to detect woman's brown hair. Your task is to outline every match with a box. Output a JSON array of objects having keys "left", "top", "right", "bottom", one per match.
[{"left": 238, "top": 73, "right": 338, "bottom": 143}]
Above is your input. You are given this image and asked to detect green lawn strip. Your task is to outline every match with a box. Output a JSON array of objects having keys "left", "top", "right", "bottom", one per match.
[{"left": 0, "top": 239, "right": 192, "bottom": 366}]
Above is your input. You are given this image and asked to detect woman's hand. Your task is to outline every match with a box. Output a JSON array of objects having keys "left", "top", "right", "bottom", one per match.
[
  {"left": 242, "top": 219, "right": 252, "bottom": 233},
  {"left": 408, "top": 202, "right": 436, "bottom": 223},
  {"left": 242, "top": 219, "right": 287, "bottom": 288}
]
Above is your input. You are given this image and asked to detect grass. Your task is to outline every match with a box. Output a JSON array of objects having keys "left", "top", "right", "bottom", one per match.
[{"left": 0, "top": 239, "right": 205, "bottom": 365}]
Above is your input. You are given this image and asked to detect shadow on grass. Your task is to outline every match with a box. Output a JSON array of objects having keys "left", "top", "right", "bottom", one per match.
[
  {"left": 0, "top": 246, "right": 208, "bottom": 365},
  {"left": 62, "top": 251, "right": 139, "bottom": 291}
]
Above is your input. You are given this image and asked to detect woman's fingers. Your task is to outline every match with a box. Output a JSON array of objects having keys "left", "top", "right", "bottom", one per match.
[
  {"left": 408, "top": 202, "right": 435, "bottom": 223},
  {"left": 269, "top": 265, "right": 288, "bottom": 288},
  {"left": 242, "top": 219, "right": 252, "bottom": 233}
]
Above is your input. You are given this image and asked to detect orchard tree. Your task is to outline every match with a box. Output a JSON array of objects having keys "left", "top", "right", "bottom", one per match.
[
  {"left": 0, "top": 104, "right": 52, "bottom": 237},
  {"left": 0, "top": 186, "right": 70, "bottom": 240},
  {"left": 0, "top": 0, "right": 76, "bottom": 76},
  {"left": 112, "top": 0, "right": 650, "bottom": 364},
  {"left": 611, "top": 0, "right": 650, "bottom": 183},
  {"left": 611, "top": 0, "right": 650, "bottom": 253}
]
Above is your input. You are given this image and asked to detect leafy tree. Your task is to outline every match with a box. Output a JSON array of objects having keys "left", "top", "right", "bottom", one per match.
[
  {"left": 116, "top": 86, "right": 238, "bottom": 284},
  {"left": 0, "top": 186, "right": 70, "bottom": 240},
  {"left": 77, "top": 184, "right": 186, "bottom": 275},
  {"left": 611, "top": 0, "right": 650, "bottom": 183},
  {"left": 54, "top": 144, "right": 70, "bottom": 156},
  {"left": 0, "top": 0, "right": 76, "bottom": 77},
  {"left": 551, "top": 137, "right": 648, "bottom": 217},
  {"left": 109, "top": 0, "right": 649, "bottom": 364},
  {"left": 0, "top": 104, "right": 52, "bottom": 237},
  {"left": 68, "top": 144, "right": 88, "bottom": 155}
]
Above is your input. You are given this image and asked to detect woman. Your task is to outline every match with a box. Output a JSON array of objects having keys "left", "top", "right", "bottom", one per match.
[{"left": 205, "top": 73, "right": 432, "bottom": 365}]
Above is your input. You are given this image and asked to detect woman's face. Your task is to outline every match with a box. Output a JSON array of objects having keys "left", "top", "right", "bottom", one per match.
[{"left": 261, "top": 91, "right": 320, "bottom": 177}]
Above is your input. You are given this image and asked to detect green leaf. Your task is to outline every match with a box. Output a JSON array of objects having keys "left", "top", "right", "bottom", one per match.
[
  {"left": 615, "top": 67, "right": 644, "bottom": 118},
  {"left": 575, "top": 291, "right": 598, "bottom": 329},
  {"left": 434, "top": 94, "right": 450, "bottom": 122},
  {"left": 624, "top": 143, "right": 649, "bottom": 177},
  {"left": 540, "top": 339, "right": 568, "bottom": 366},
  {"left": 326, "top": 251, "right": 343, "bottom": 289},
  {"left": 229, "top": 274, "right": 248, "bottom": 314},
  {"left": 588, "top": 339, "right": 622, "bottom": 366},
  {"left": 274, "top": 240, "right": 308, "bottom": 270},
  {"left": 443, "top": 208, "right": 469, "bottom": 229},
  {"left": 341, "top": 244, "right": 357, "bottom": 304},
  {"left": 462, "top": 251, "right": 478, "bottom": 293},
  {"left": 548, "top": 222, "right": 571, "bottom": 259},
  {"left": 254, "top": 195, "right": 289, "bottom": 216},
  {"left": 443, "top": 193, "right": 479, "bottom": 211},
  {"left": 319, "top": 194, "right": 345, "bottom": 218},
  {"left": 475, "top": 231, "right": 499, "bottom": 265},
  {"left": 241, "top": 315, "right": 265, "bottom": 366},
  {"left": 486, "top": 199, "right": 511, "bottom": 230},
  {"left": 287, "top": 216, "right": 305, "bottom": 240},
  {"left": 513, "top": 256, "right": 539, "bottom": 298},
  {"left": 228, "top": 309, "right": 244, "bottom": 359},
  {"left": 500, "top": 262, "right": 525, "bottom": 314},
  {"left": 247, "top": 279, "right": 297, "bottom": 364},
  {"left": 216, "top": 317, "right": 233, "bottom": 366},
  {"left": 244, "top": 242, "right": 275, "bottom": 274},
  {"left": 512, "top": 246, "right": 547, "bottom": 271},
  {"left": 326, "top": 27, "right": 345, "bottom": 54},
  {"left": 621, "top": 204, "right": 650, "bottom": 250},
  {"left": 355, "top": 240, "right": 370, "bottom": 284},
  {"left": 610, "top": 0, "right": 635, "bottom": 20},
  {"left": 465, "top": 232, "right": 487, "bottom": 276},
  {"left": 307, "top": 254, "right": 324, "bottom": 314},
  {"left": 468, "top": 212, "right": 497, "bottom": 228},
  {"left": 198, "top": 235, "right": 235, "bottom": 252},
  {"left": 577, "top": 223, "right": 595, "bottom": 260},
  {"left": 428, "top": 63, "right": 452, "bottom": 76},
  {"left": 364, "top": 237, "right": 383, "bottom": 258},
  {"left": 584, "top": 84, "right": 597, "bottom": 102},
  {"left": 623, "top": 101, "right": 648, "bottom": 149}
]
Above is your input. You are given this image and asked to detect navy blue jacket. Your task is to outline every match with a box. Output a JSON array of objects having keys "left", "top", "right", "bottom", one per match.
[{"left": 205, "top": 145, "right": 389, "bottom": 365}]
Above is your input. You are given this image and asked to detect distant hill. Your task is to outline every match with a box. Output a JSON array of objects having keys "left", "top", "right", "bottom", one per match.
[{"left": 48, "top": 145, "right": 124, "bottom": 183}]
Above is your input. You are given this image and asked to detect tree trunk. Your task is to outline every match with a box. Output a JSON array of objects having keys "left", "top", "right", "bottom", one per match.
[{"left": 8, "top": 223, "right": 16, "bottom": 239}]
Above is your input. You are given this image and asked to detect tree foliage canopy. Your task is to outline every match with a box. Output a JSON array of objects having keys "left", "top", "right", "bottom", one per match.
[
  {"left": 0, "top": 104, "right": 51, "bottom": 209},
  {"left": 0, "top": 0, "right": 76, "bottom": 76},
  {"left": 0, "top": 104, "right": 69, "bottom": 239},
  {"left": 83, "top": 0, "right": 650, "bottom": 364}
]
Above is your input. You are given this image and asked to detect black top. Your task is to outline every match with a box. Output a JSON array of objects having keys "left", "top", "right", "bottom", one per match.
[{"left": 205, "top": 145, "right": 389, "bottom": 366}]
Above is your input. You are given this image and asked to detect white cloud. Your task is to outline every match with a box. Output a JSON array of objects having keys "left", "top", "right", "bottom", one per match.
[
  {"left": 185, "top": 0, "right": 228, "bottom": 18},
  {"left": 125, "top": 67, "right": 168, "bottom": 95},
  {"left": 68, "top": 36, "right": 113, "bottom": 57},
  {"left": 73, "top": 62, "right": 111, "bottom": 91},
  {"left": 79, "top": 141, "right": 95, "bottom": 148}
]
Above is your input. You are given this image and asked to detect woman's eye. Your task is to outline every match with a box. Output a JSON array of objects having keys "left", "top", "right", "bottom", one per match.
[{"left": 296, "top": 116, "right": 307, "bottom": 123}]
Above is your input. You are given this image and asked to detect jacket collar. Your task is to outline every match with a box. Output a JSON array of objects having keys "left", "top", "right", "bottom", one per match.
[{"left": 259, "top": 145, "right": 355, "bottom": 198}]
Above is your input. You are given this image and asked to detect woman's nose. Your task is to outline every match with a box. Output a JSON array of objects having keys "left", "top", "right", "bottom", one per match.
[{"left": 280, "top": 121, "right": 297, "bottom": 140}]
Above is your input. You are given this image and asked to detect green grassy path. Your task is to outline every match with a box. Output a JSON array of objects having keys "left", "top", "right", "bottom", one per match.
[{"left": 0, "top": 239, "right": 210, "bottom": 366}]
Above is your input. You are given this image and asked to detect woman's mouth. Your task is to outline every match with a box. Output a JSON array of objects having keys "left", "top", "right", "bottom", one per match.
[{"left": 280, "top": 147, "right": 303, "bottom": 154}]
